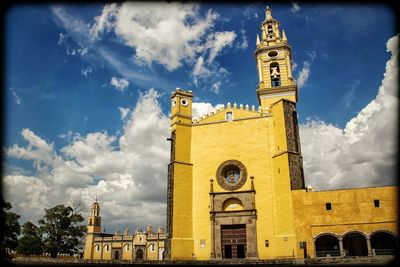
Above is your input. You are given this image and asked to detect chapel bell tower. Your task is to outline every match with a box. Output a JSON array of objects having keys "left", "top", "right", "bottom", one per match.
[
  {"left": 255, "top": 6, "right": 298, "bottom": 108},
  {"left": 83, "top": 198, "right": 102, "bottom": 260}
]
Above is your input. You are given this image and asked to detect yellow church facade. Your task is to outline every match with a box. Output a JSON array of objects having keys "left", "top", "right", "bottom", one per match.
[{"left": 165, "top": 6, "right": 398, "bottom": 261}]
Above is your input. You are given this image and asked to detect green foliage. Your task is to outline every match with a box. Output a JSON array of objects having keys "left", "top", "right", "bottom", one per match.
[
  {"left": 16, "top": 221, "right": 43, "bottom": 256},
  {"left": 38, "top": 204, "right": 86, "bottom": 258},
  {"left": 1, "top": 198, "right": 21, "bottom": 250}
]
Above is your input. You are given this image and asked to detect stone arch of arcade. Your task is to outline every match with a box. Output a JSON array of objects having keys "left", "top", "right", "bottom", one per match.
[
  {"left": 314, "top": 230, "right": 398, "bottom": 258},
  {"left": 370, "top": 230, "right": 398, "bottom": 255}
]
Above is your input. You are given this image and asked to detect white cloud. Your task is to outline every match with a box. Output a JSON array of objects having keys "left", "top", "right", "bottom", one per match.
[
  {"left": 299, "top": 34, "right": 398, "bottom": 190},
  {"left": 306, "top": 50, "right": 316, "bottom": 61},
  {"left": 89, "top": 2, "right": 235, "bottom": 90},
  {"left": 210, "top": 82, "right": 221, "bottom": 94},
  {"left": 53, "top": 4, "right": 236, "bottom": 92},
  {"left": 110, "top": 76, "right": 129, "bottom": 91},
  {"left": 90, "top": 3, "right": 118, "bottom": 40},
  {"left": 206, "top": 31, "right": 237, "bottom": 63},
  {"left": 57, "top": 32, "right": 67, "bottom": 45},
  {"left": 81, "top": 66, "right": 94, "bottom": 77},
  {"left": 291, "top": 2, "right": 301, "bottom": 13},
  {"left": 236, "top": 28, "right": 248, "bottom": 50},
  {"left": 4, "top": 89, "right": 170, "bottom": 230},
  {"left": 91, "top": 3, "right": 220, "bottom": 71},
  {"left": 118, "top": 107, "right": 130, "bottom": 120},
  {"left": 10, "top": 88, "right": 22, "bottom": 104},
  {"left": 297, "top": 61, "right": 310, "bottom": 88},
  {"left": 296, "top": 50, "right": 316, "bottom": 89},
  {"left": 192, "top": 102, "right": 224, "bottom": 119}
]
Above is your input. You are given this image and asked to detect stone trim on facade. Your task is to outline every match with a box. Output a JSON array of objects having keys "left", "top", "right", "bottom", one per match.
[{"left": 210, "top": 189, "right": 258, "bottom": 259}]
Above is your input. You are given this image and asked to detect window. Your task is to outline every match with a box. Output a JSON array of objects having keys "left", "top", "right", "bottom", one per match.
[
  {"left": 270, "top": 62, "right": 281, "bottom": 87},
  {"left": 326, "top": 203, "right": 332, "bottom": 210},
  {"left": 105, "top": 244, "right": 109, "bottom": 252},
  {"left": 216, "top": 160, "right": 248, "bottom": 191},
  {"left": 126, "top": 244, "right": 130, "bottom": 252},
  {"left": 96, "top": 245, "right": 100, "bottom": 252},
  {"left": 226, "top": 111, "right": 233, "bottom": 122},
  {"left": 374, "top": 199, "right": 380, "bottom": 207},
  {"left": 267, "top": 25, "right": 273, "bottom": 34},
  {"left": 150, "top": 244, "right": 155, "bottom": 252}
]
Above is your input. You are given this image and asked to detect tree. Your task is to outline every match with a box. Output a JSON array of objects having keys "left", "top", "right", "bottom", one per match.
[
  {"left": 1, "top": 198, "right": 21, "bottom": 250},
  {"left": 16, "top": 221, "right": 43, "bottom": 256},
  {"left": 38, "top": 204, "right": 86, "bottom": 258}
]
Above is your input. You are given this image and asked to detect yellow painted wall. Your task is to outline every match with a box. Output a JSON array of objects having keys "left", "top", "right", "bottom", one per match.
[
  {"left": 292, "top": 186, "right": 398, "bottom": 258},
  {"left": 146, "top": 242, "right": 159, "bottom": 260},
  {"left": 191, "top": 112, "right": 292, "bottom": 260}
]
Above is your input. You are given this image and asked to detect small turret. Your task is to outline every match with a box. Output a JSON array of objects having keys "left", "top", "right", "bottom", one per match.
[
  {"left": 114, "top": 228, "right": 120, "bottom": 236},
  {"left": 146, "top": 225, "right": 154, "bottom": 235},
  {"left": 124, "top": 228, "right": 130, "bottom": 235}
]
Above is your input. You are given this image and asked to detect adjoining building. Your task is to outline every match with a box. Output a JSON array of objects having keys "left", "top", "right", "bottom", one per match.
[
  {"left": 165, "top": 6, "right": 398, "bottom": 261},
  {"left": 83, "top": 200, "right": 166, "bottom": 262}
]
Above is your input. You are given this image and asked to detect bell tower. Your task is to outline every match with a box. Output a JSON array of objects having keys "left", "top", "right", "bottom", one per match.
[
  {"left": 83, "top": 198, "right": 102, "bottom": 260},
  {"left": 165, "top": 88, "right": 194, "bottom": 260},
  {"left": 255, "top": 6, "right": 298, "bottom": 108}
]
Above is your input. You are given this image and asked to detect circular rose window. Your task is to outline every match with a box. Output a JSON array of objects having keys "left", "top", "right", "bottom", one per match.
[{"left": 216, "top": 160, "right": 247, "bottom": 191}]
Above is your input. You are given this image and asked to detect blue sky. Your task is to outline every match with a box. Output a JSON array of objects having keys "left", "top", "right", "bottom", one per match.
[{"left": 3, "top": 3, "right": 398, "bottom": 231}]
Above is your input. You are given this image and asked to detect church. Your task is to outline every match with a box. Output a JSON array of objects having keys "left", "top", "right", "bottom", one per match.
[
  {"left": 83, "top": 6, "right": 398, "bottom": 262},
  {"left": 165, "top": 6, "right": 398, "bottom": 261}
]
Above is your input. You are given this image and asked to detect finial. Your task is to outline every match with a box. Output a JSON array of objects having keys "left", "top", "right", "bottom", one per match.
[
  {"left": 275, "top": 29, "right": 280, "bottom": 38},
  {"left": 256, "top": 34, "right": 261, "bottom": 45},
  {"left": 233, "top": 102, "right": 237, "bottom": 108},
  {"left": 265, "top": 6, "right": 273, "bottom": 20},
  {"left": 239, "top": 104, "right": 243, "bottom": 110},
  {"left": 250, "top": 176, "right": 254, "bottom": 190},
  {"left": 251, "top": 105, "right": 255, "bottom": 111},
  {"left": 245, "top": 104, "right": 249, "bottom": 111},
  {"left": 210, "top": 178, "right": 214, "bottom": 193},
  {"left": 227, "top": 102, "right": 231, "bottom": 108},
  {"left": 258, "top": 106, "right": 262, "bottom": 112},
  {"left": 95, "top": 192, "right": 97, "bottom": 202},
  {"left": 282, "top": 30, "right": 287, "bottom": 42}
]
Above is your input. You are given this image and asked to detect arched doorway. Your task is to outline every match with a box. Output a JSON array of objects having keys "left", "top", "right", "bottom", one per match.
[
  {"left": 371, "top": 232, "right": 398, "bottom": 255},
  {"left": 136, "top": 249, "right": 144, "bottom": 261},
  {"left": 343, "top": 233, "right": 368, "bottom": 256},
  {"left": 114, "top": 250, "right": 120, "bottom": 260},
  {"left": 315, "top": 234, "right": 340, "bottom": 257}
]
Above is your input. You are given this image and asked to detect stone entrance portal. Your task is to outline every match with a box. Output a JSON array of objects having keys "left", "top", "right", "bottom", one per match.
[
  {"left": 221, "top": 224, "right": 246, "bottom": 259},
  {"left": 210, "top": 188, "right": 258, "bottom": 259}
]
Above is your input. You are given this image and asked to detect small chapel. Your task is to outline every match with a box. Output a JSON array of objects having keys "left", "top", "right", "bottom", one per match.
[
  {"left": 83, "top": 200, "right": 166, "bottom": 261},
  {"left": 83, "top": 6, "right": 398, "bottom": 263}
]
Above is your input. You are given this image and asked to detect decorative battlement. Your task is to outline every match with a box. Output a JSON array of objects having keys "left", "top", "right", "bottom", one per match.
[{"left": 192, "top": 102, "right": 271, "bottom": 124}]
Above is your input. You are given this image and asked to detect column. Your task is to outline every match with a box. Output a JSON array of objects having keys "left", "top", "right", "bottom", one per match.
[
  {"left": 366, "top": 237, "right": 372, "bottom": 256},
  {"left": 257, "top": 59, "right": 263, "bottom": 83},
  {"left": 339, "top": 237, "right": 345, "bottom": 257}
]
